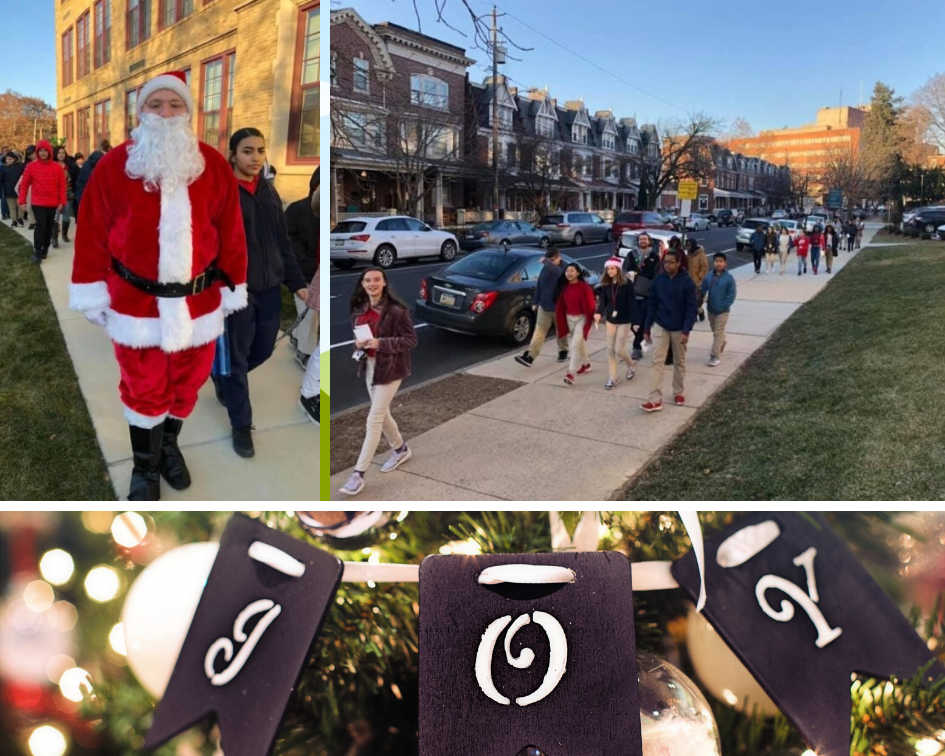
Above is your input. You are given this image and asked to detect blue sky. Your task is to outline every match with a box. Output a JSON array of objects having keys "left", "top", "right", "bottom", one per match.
[
  {"left": 346, "top": 0, "right": 945, "bottom": 134},
  {"left": 2, "top": 0, "right": 56, "bottom": 103}
]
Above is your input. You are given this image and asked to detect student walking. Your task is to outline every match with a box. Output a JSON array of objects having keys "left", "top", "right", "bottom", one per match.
[
  {"left": 555, "top": 262, "right": 596, "bottom": 385},
  {"left": 626, "top": 232, "right": 660, "bottom": 360},
  {"left": 212, "top": 127, "right": 309, "bottom": 458},
  {"left": 594, "top": 257, "right": 638, "bottom": 389},
  {"left": 701, "top": 252, "right": 737, "bottom": 367},
  {"left": 809, "top": 228, "right": 824, "bottom": 274},
  {"left": 52, "top": 145, "right": 76, "bottom": 248},
  {"left": 299, "top": 269, "right": 320, "bottom": 424},
  {"left": 516, "top": 246, "right": 568, "bottom": 367},
  {"left": 845, "top": 220, "right": 857, "bottom": 251},
  {"left": 750, "top": 224, "right": 766, "bottom": 273},
  {"left": 795, "top": 232, "right": 810, "bottom": 275},
  {"left": 763, "top": 226, "right": 778, "bottom": 273},
  {"left": 856, "top": 218, "right": 865, "bottom": 248},
  {"left": 17, "top": 140, "right": 65, "bottom": 264},
  {"left": 686, "top": 238, "right": 708, "bottom": 321},
  {"left": 777, "top": 226, "right": 791, "bottom": 274},
  {"left": 340, "top": 268, "right": 417, "bottom": 496},
  {"left": 640, "top": 250, "right": 697, "bottom": 411},
  {"left": 1, "top": 152, "right": 24, "bottom": 226},
  {"left": 285, "top": 166, "right": 320, "bottom": 369},
  {"left": 823, "top": 224, "right": 837, "bottom": 274}
]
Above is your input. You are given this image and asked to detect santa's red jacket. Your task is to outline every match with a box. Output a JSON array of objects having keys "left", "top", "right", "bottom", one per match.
[{"left": 69, "top": 141, "right": 248, "bottom": 353}]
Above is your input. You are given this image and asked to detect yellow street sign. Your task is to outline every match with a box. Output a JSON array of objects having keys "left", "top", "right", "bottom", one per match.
[{"left": 678, "top": 180, "right": 699, "bottom": 200}]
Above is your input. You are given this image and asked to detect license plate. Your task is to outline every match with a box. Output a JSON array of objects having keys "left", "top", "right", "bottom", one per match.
[
  {"left": 438, "top": 293, "right": 456, "bottom": 306},
  {"left": 332, "top": 239, "right": 345, "bottom": 247},
  {"left": 464, "top": 234, "right": 475, "bottom": 239}
]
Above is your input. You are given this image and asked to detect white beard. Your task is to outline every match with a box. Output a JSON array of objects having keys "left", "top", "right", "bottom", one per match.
[{"left": 126, "top": 113, "right": 205, "bottom": 192}]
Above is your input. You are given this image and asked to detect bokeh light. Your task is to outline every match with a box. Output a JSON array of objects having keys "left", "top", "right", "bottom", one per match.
[
  {"left": 81, "top": 511, "right": 114, "bottom": 533},
  {"left": 39, "top": 550, "right": 75, "bottom": 585},
  {"left": 109, "top": 623, "right": 127, "bottom": 655},
  {"left": 23, "top": 581, "right": 55, "bottom": 613},
  {"left": 28, "top": 725, "right": 68, "bottom": 756},
  {"left": 48, "top": 601, "right": 78, "bottom": 633},
  {"left": 59, "top": 667, "right": 92, "bottom": 702},
  {"left": 46, "top": 655, "right": 76, "bottom": 685},
  {"left": 84, "top": 566, "right": 120, "bottom": 602},
  {"left": 111, "top": 512, "right": 148, "bottom": 548}
]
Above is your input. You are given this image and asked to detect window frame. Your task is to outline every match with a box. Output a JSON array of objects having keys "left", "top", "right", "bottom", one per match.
[
  {"left": 352, "top": 57, "right": 370, "bottom": 94},
  {"left": 94, "top": 99, "right": 112, "bottom": 152},
  {"left": 197, "top": 49, "right": 236, "bottom": 154},
  {"left": 62, "top": 27, "right": 74, "bottom": 87},
  {"left": 410, "top": 73, "right": 449, "bottom": 110},
  {"left": 126, "top": 0, "right": 153, "bottom": 50},
  {"left": 125, "top": 87, "right": 141, "bottom": 140},
  {"left": 76, "top": 11, "right": 91, "bottom": 80},
  {"left": 77, "top": 106, "right": 92, "bottom": 157},
  {"left": 94, "top": 0, "right": 111, "bottom": 68},
  {"left": 63, "top": 113, "right": 75, "bottom": 153},
  {"left": 287, "top": 0, "right": 321, "bottom": 165},
  {"left": 159, "top": 0, "right": 194, "bottom": 30}
]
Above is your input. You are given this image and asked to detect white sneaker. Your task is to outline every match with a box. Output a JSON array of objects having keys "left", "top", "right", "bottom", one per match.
[
  {"left": 708, "top": 356, "right": 721, "bottom": 367},
  {"left": 339, "top": 472, "right": 365, "bottom": 495},
  {"left": 380, "top": 445, "right": 412, "bottom": 473},
  {"left": 626, "top": 365, "right": 636, "bottom": 380}
]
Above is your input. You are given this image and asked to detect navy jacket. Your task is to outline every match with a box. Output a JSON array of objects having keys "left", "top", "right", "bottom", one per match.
[
  {"left": 0, "top": 161, "right": 24, "bottom": 195},
  {"left": 74, "top": 151, "right": 105, "bottom": 217},
  {"left": 533, "top": 258, "right": 564, "bottom": 312},
  {"left": 750, "top": 228, "right": 766, "bottom": 252},
  {"left": 238, "top": 176, "right": 308, "bottom": 294},
  {"left": 645, "top": 271, "right": 697, "bottom": 335},
  {"left": 597, "top": 279, "right": 638, "bottom": 325},
  {"left": 700, "top": 270, "right": 737, "bottom": 315}
]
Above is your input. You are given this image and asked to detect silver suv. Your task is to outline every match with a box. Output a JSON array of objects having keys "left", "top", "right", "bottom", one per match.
[
  {"left": 735, "top": 218, "right": 772, "bottom": 251},
  {"left": 537, "top": 212, "right": 612, "bottom": 246}
]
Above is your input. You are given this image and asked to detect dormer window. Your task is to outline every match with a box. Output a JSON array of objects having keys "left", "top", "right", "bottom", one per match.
[
  {"left": 536, "top": 114, "right": 554, "bottom": 138},
  {"left": 572, "top": 124, "right": 588, "bottom": 144},
  {"left": 603, "top": 133, "right": 615, "bottom": 150}
]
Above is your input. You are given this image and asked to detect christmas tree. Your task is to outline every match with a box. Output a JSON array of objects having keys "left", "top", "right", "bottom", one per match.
[{"left": 1, "top": 511, "right": 943, "bottom": 756}]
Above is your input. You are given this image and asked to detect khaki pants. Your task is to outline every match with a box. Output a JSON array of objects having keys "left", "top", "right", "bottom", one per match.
[
  {"left": 355, "top": 358, "right": 404, "bottom": 473},
  {"left": 527, "top": 307, "right": 568, "bottom": 359},
  {"left": 707, "top": 311, "right": 729, "bottom": 360},
  {"left": 566, "top": 314, "right": 589, "bottom": 374},
  {"left": 5, "top": 197, "right": 19, "bottom": 222},
  {"left": 648, "top": 324, "right": 687, "bottom": 402},
  {"left": 778, "top": 249, "right": 789, "bottom": 273},
  {"left": 824, "top": 247, "right": 834, "bottom": 271},
  {"left": 606, "top": 322, "right": 634, "bottom": 379},
  {"left": 765, "top": 252, "right": 777, "bottom": 272}
]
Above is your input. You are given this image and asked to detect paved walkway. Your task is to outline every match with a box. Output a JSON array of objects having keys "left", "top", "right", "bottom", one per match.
[
  {"left": 11, "top": 223, "right": 319, "bottom": 501},
  {"left": 330, "top": 223, "right": 883, "bottom": 501}
]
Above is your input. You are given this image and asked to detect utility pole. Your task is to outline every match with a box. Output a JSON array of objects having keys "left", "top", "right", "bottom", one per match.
[{"left": 491, "top": 6, "right": 499, "bottom": 220}]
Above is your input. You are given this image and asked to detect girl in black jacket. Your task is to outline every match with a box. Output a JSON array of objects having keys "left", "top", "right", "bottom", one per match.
[
  {"left": 595, "top": 257, "right": 639, "bottom": 389},
  {"left": 213, "top": 127, "right": 309, "bottom": 458}
]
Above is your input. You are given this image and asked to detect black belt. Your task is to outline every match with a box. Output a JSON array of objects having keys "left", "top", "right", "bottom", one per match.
[{"left": 111, "top": 257, "right": 235, "bottom": 298}]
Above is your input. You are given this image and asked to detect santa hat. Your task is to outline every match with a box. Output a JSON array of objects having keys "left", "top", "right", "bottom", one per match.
[
  {"left": 137, "top": 71, "right": 194, "bottom": 116},
  {"left": 604, "top": 257, "right": 624, "bottom": 269}
]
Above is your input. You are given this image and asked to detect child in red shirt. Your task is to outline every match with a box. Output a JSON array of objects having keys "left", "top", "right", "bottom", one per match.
[
  {"left": 795, "top": 234, "right": 810, "bottom": 275},
  {"left": 555, "top": 263, "right": 597, "bottom": 384}
]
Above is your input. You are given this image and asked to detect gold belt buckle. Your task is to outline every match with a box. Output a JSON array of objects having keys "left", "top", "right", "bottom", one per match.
[{"left": 191, "top": 272, "right": 206, "bottom": 295}]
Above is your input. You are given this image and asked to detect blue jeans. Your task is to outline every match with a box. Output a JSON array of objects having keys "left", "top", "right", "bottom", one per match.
[
  {"left": 810, "top": 246, "right": 821, "bottom": 270},
  {"left": 798, "top": 256, "right": 807, "bottom": 273}
]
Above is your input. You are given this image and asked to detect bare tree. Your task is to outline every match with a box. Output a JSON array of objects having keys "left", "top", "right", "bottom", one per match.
[
  {"left": 912, "top": 72, "right": 945, "bottom": 153},
  {"left": 898, "top": 105, "right": 938, "bottom": 166},
  {"left": 719, "top": 116, "right": 754, "bottom": 143},
  {"left": 513, "top": 133, "right": 578, "bottom": 215},
  {"left": 819, "top": 147, "right": 872, "bottom": 208},
  {"left": 0, "top": 90, "right": 57, "bottom": 149}
]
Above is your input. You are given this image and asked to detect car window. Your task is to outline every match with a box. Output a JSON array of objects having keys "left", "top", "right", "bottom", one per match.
[
  {"left": 519, "top": 222, "right": 536, "bottom": 232},
  {"left": 616, "top": 212, "right": 640, "bottom": 223},
  {"left": 591, "top": 214, "right": 605, "bottom": 224},
  {"left": 742, "top": 220, "right": 766, "bottom": 230},
  {"left": 403, "top": 218, "right": 428, "bottom": 232},
  {"left": 539, "top": 215, "right": 564, "bottom": 226},
  {"left": 332, "top": 221, "right": 367, "bottom": 233},
  {"left": 643, "top": 213, "right": 661, "bottom": 223},
  {"left": 520, "top": 257, "right": 544, "bottom": 281},
  {"left": 444, "top": 251, "right": 519, "bottom": 281},
  {"left": 376, "top": 218, "right": 408, "bottom": 232}
]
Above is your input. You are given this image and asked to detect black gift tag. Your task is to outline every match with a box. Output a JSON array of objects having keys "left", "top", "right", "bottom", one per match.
[
  {"left": 419, "top": 551, "right": 641, "bottom": 756},
  {"left": 144, "top": 514, "right": 343, "bottom": 756},
  {"left": 671, "top": 512, "right": 943, "bottom": 756}
]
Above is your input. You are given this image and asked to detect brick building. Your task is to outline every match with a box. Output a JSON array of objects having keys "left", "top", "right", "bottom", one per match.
[{"left": 55, "top": 0, "right": 321, "bottom": 202}]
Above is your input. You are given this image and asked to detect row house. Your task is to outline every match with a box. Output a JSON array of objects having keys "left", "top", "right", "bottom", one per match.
[{"left": 330, "top": 8, "right": 474, "bottom": 225}]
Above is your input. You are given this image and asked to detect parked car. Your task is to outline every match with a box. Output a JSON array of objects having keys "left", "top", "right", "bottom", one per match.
[
  {"left": 459, "top": 220, "right": 551, "bottom": 252},
  {"left": 416, "top": 248, "right": 600, "bottom": 345},
  {"left": 936, "top": 224, "right": 945, "bottom": 242},
  {"left": 771, "top": 218, "right": 802, "bottom": 241},
  {"left": 330, "top": 216, "right": 459, "bottom": 269},
  {"left": 716, "top": 208, "right": 736, "bottom": 227},
  {"left": 735, "top": 218, "right": 772, "bottom": 251},
  {"left": 702, "top": 212, "right": 718, "bottom": 225},
  {"left": 732, "top": 208, "right": 745, "bottom": 223},
  {"left": 611, "top": 210, "right": 673, "bottom": 239},
  {"left": 685, "top": 213, "right": 710, "bottom": 231},
  {"left": 537, "top": 211, "right": 612, "bottom": 246},
  {"left": 903, "top": 207, "right": 945, "bottom": 237},
  {"left": 803, "top": 213, "right": 829, "bottom": 232},
  {"left": 616, "top": 229, "right": 679, "bottom": 262},
  {"left": 771, "top": 208, "right": 788, "bottom": 220}
]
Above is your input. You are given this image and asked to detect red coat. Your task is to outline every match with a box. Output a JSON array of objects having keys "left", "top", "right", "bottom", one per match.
[
  {"left": 17, "top": 140, "right": 66, "bottom": 207},
  {"left": 70, "top": 140, "right": 249, "bottom": 353},
  {"left": 555, "top": 280, "right": 597, "bottom": 339}
]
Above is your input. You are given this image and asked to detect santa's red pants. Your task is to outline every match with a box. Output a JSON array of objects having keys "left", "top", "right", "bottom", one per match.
[{"left": 113, "top": 342, "right": 216, "bottom": 427}]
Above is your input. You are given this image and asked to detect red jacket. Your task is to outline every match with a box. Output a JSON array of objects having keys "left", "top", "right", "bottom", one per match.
[
  {"left": 795, "top": 236, "right": 810, "bottom": 257},
  {"left": 809, "top": 232, "right": 824, "bottom": 248},
  {"left": 18, "top": 140, "right": 67, "bottom": 208},
  {"left": 555, "top": 279, "right": 597, "bottom": 340}
]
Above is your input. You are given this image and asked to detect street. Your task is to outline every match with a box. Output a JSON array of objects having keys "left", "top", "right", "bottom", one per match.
[{"left": 330, "top": 226, "right": 747, "bottom": 414}]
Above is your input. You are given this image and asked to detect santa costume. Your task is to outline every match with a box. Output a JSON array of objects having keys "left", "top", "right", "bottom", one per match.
[{"left": 70, "top": 71, "right": 248, "bottom": 500}]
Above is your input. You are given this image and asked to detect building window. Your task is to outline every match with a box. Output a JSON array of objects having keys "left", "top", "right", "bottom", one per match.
[
  {"left": 127, "top": 0, "right": 152, "bottom": 49},
  {"left": 403, "top": 122, "right": 454, "bottom": 160},
  {"left": 160, "top": 0, "right": 193, "bottom": 28},
  {"left": 62, "top": 28, "right": 74, "bottom": 87},
  {"left": 77, "top": 107, "right": 91, "bottom": 157},
  {"left": 338, "top": 112, "right": 384, "bottom": 150},
  {"left": 603, "top": 133, "right": 615, "bottom": 150},
  {"left": 199, "top": 51, "right": 235, "bottom": 153},
  {"left": 353, "top": 57, "right": 369, "bottom": 94},
  {"left": 63, "top": 113, "right": 75, "bottom": 153},
  {"left": 497, "top": 106, "right": 513, "bottom": 129},
  {"left": 94, "top": 100, "right": 111, "bottom": 150},
  {"left": 410, "top": 74, "right": 448, "bottom": 110},
  {"left": 536, "top": 115, "right": 554, "bottom": 138},
  {"left": 289, "top": 2, "right": 320, "bottom": 162},
  {"left": 506, "top": 142, "right": 516, "bottom": 169},
  {"left": 76, "top": 11, "right": 91, "bottom": 79},
  {"left": 94, "top": 1, "right": 112, "bottom": 68},
  {"left": 330, "top": 50, "right": 336, "bottom": 87},
  {"left": 572, "top": 125, "right": 587, "bottom": 145},
  {"left": 126, "top": 88, "right": 139, "bottom": 139}
]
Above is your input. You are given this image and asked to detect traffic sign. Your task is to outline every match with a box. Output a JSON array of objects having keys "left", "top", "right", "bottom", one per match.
[
  {"left": 678, "top": 180, "right": 698, "bottom": 200},
  {"left": 827, "top": 189, "right": 843, "bottom": 209}
]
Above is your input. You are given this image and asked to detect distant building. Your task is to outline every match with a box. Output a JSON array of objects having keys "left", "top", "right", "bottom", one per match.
[
  {"left": 728, "top": 106, "right": 867, "bottom": 197},
  {"left": 55, "top": 0, "right": 321, "bottom": 201}
]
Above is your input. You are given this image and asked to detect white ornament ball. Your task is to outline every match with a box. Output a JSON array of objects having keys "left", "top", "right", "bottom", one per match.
[
  {"left": 638, "top": 651, "right": 721, "bottom": 756},
  {"left": 685, "top": 605, "right": 779, "bottom": 717},
  {"left": 122, "top": 541, "right": 219, "bottom": 698}
]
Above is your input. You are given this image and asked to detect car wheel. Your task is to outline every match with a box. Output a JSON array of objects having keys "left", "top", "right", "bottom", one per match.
[
  {"left": 509, "top": 311, "right": 534, "bottom": 345},
  {"left": 539, "top": 236, "right": 550, "bottom": 249},
  {"left": 573, "top": 232, "right": 584, "bottom": 246},
  {"left": 604, "top": 230, "right": 613, "bottom": 243},
  {"left": 736, "top": 243, "right": 744, "bottom": 251},
  {"left": 926, "top": 223, "right": 937, "bottom": 234},
  {"left": 374, "top": 244, "right": 396, "bottom": 269},
  {"left": 440, "top": 239, "right": 457, "bottom": 261},
  {"left": 333, "top": 260, "right": 355, "bottom": 270}
]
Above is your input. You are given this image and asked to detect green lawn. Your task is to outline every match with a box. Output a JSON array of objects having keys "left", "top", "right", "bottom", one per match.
[
  {"left": 620, "top": 239, "right": 945, "bottom": 500},
  {"left": 0, "top": 223, "right": 116, "bottom": 500}
]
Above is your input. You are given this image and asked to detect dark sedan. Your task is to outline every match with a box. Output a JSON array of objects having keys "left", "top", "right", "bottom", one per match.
[
  {"left": 416, "top": 248, "right": 600, "bottom": 345},
  {"left": 458, "top": 220, "right": 551, "bottom": 251}
]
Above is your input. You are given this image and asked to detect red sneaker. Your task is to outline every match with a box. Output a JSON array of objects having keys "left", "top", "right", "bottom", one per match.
[
  {"left": 577, "top": 363, "right": 592, "bottom": 375},
  {"left": 563, "top": 373, "right": 575, "bottom": 385},
  {"left": 640, "top": 401, "right": 663, "bottom": 412},
  {"left": 674, "top": 394, "right": 685, "bottom": 405}
]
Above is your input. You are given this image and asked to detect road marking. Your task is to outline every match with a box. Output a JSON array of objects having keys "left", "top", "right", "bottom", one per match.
[{"left": 330, "top": 323, "right": 429, "bottom": 349}]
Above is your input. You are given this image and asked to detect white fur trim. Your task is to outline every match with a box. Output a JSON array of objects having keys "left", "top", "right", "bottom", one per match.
[
  {"left": 220, "top": 283, "right": 248, "bottom": 315},
  {"left": 155, "top": 184, "right": 196, "bottom": 352},
  {"left": 138, "top": 74, "right": 194, "bottom": 116},
  {"left": 69, "top": 281, "right": 111, "bottom": 313},
  {"left": 105, "top": 307, "right": 223, "bottom": 352},
  {"left": 124, "top": 406, "right": 168, "bottom": 429}
]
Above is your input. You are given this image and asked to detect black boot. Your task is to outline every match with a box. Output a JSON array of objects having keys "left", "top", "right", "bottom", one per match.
[
  {"left": 61, "top": 220, "right": 71, "bottom": 242},
  {"left": 128, "top": 424, "right": 163, "bottom": 501},
  {"left": 52, "top": 222, "right": 60, "bottom": 248},
  {"left": 159, "top": 417, "right": 192, "bottom": 490}
]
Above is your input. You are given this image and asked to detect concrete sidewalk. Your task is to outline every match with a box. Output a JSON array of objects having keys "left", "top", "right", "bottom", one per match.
[
  {"left": 330, "top": 222, "right": 884, "bottom": 501},
  {"left": 10, "top": 223, "right": 319, "bottom": 501}
]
